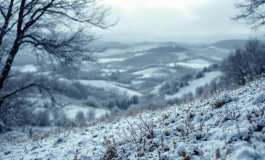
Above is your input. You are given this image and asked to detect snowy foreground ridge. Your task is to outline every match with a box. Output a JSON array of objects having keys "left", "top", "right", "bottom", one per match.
[{"left": 1, "top": 79, "right": 265, "bottom": 159}]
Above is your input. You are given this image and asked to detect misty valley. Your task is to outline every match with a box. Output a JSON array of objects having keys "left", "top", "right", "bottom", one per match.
[
  {"left": 0, "top": 0, "right": 265, "bottom": 159},
  {"left": 10, "top": 40, "right": 239, "bottom": 120}
]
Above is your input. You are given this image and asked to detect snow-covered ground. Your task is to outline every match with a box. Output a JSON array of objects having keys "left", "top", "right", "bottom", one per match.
[
  {"left": 1, "top": 77, "right": 265, "bottom": 160},
  {"left": 198, "top": 46, "right": 231, "bottom": 53},
  {"left": 101, "top": 68, "right": 127, "bottom": 73},
  {"left": 98, "top": 58, "right": 126, "bottom": 63},
  {"left": 165, "top": 71, "right": 222, "bottom": 100},
  {"left": 134, "top": 52, "right": 148, "bottom": 57},
  {"left": 79, "top": 80, "right": 142, "bottom": 97},
  {"left": 172, "top": 52, "right": 189, "bottom": 60},
  {"left": 132, "top": 67, "right": 173, "bottom": 78},
  {"left": 98, "top": 44, "right": 161, "bottom": 57},
  {"left": 166, "top": 58, "right": 212, "bottom": 69},
  {"left": 63, "top": 105, "right": 110, "bottom": 120},
  {"left": 211, "top": 56, "right": 223, "bottom": 61}
]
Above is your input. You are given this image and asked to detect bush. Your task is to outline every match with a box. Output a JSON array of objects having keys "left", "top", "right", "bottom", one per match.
[
  {"left": 75, "top": 111, "right": 85, "bottom": 125},
  {"left": 85, "top": 96, "right": 100, "bottom": 108},
  {"left": 196, "top": 72, "right": 204, "bottom": 79},
  {"left": 211, "top": 100, "right": 227, "bottom": 109},
  {"left": 54, "top": 112, "right": 74, "bottom": 127},
  {"left": 211, "top": 93, "right": 232, "bottom": 109},
  {"left": 195, "top": 86, "right": 204, "bottom": 97},
  {"left": 86, "top": 110, "right": 95, "bottom": 122},
  {"left": 110, "top": 106, "right": 122, "bottom": 117},
  {"left": 34, "top": 109, "right": 51, "bottom": 126}
]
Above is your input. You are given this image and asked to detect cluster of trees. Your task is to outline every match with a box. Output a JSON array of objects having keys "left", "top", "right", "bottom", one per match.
[
  {"left": 195, "top": 79, "right": 219, "bottom": 97},
  {"left": 57, "top": 80, "right": 140, "bottom": 110},
  {"left": 221, "top": 39, "right": 265, "bottom": 86},
  {"left": 193, "top": 38, "right": 265, "bottom": 99}
]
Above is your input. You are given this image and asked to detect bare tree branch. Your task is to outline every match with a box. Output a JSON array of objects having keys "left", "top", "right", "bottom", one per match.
[
  {"left": 0, "top": 0, "right": 113, "bottom": 89},
  {"left": 234, "top": 0, "right": 265, "bottom": 30}
]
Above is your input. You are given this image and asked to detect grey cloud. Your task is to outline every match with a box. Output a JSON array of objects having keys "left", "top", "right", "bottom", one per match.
[{"left": 101, "top": 0, "right": 257, "bottom": 43}]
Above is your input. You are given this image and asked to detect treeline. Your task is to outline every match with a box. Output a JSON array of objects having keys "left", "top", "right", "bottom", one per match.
[
  {"left": 221, "top": 39, "right": 265, "bottom": 86},
  {"left": 194, "top": 38, "right": 265, "bottom": 99}
]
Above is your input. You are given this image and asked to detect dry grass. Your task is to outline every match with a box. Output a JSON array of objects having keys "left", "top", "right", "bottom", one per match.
[
  {"left": 101, "top": 136, "right": 118, "bottom": 160},
  {"left": 211, "top": 99, "right": 232, "bottom": 109}
]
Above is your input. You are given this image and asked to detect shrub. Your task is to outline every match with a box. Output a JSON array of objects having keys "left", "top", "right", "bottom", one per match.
[
  {"left": 196, "top": 72, "right": 204, "bottom": 79},
  {"left": 102, "top": 137, "right": 118, "bottom": 159},
  {"left": 54, "top": 112, "right": 74, "bottom": 127},
  {"left": 211, "top": 100, "right": 227, "bottom": 109},
  {"left": 75, "top": 111, "right": 85, "bottom": 125},
  {"left": 85, "top": 96, "right": 100, "bottom": 108},
  {"left": 34, "top": 109, "right": 51, "bottom": 126},
  {"left": 86, "top": 110, "right": 95, "bottom": 122},
  {"left": 195, "top": 86, "right": 204, "bottom": 97},
  {"left": 211, "top": 93, "right": 232, "bottom": 109}
]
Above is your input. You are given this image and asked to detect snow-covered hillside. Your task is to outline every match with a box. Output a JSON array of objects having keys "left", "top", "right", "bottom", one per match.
[
  {"left": 79, "top": 80, "right": 142, "bottom": 97},
  {"left": 1, "top": 77, "right": 265, "bottom": 160},
  {"left": 133, "top": 67, "right": 176, "bottom": 79},
  {"left": 166, "top": 58, "right": 212, "bottom": 69},
  {"left": 166, "top": 71, "right": 222, "bottom": 100}
]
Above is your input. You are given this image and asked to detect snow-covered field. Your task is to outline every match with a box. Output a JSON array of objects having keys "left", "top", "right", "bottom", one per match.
[
  {"left": 198, "top": 46, "right": 231, "bottom": 53},
  {"left": 98, "top": 58, "right": 126, "bottom": 63},
  {"left": 79, "top": 80, "right": 142, "bottom": 97},
  {"left": 166, "top": 71, "right": 222, "bottom": 100},
  {"left": 172, "top": 52, "right": 189, "bottom": 60},
  {"left": 166, "top": 58, "right": 212, "bottom": 69},
  {"left": 1, "top": 77, "right": 265, "bottom": 160},
  {"left": 98, "top": 44, "right": 161, "bottom": 57},
  {"left": 133, "top": 67, "right": 173, "bottom": 78},
  {"left": 63, "top": 105, "right": 110, "bottom": 120}
]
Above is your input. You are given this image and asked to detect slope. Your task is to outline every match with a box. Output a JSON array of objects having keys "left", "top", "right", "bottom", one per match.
[{"left": 1, "top": 77, "right": 265, "bottom": 160}]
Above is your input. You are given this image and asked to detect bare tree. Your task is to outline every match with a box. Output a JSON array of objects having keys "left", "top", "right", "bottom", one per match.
[
  {"left": 0, "top": 0, "right": 112, "bottom": 90},
  {"left": 0, "top": 0, "right": 113, "bottom": 129},
  {"left": 234, "top": 0, "right": 265, "bottom": 29},
  {"left": 221, "top": 39, "right": 265, "bottom": 86}
]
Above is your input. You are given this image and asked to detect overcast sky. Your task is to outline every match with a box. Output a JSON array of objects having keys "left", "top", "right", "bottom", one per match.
[{"left": 101, "top": 0, "right": 260, "bottom": 43}]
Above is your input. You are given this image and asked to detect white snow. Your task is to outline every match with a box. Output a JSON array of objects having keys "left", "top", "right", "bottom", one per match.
[
  {"left": 79, "top": 80, "right": 142, "bottom": 97},
  {"left": 219, "top": 92, "right": 232, "bottom": 103},
  {"left": 252, "top": 92, "right": 265, "bottom": 104},
  {"left": 98, "top": 44, "right": 161, "bottom": 57},
  {"left": 63, "top": 105, "right": 110, "bottom": 120},
  {"left": 212, "top": 56, "right": 223, "bottom": 61},
  {"left": 16, "top": 64, "right": 38, "bottom": 73},
  {"left": 133, "top": 67, "right": 174, "bottom": 78},
  {"left": 151, "top": 83, "right": 164, "bottom": 94},
  {"left": 101, "top": 68, "right": 127, "bottom": 73},
  {"left": 172, "top": 52, "right": 189, "bottom": 60},
  {"left": 199, "top": 46, "right": 230, "bottom": 53},
  {"left": 167, "top": 58, "right": 211, "bottom": 69},
  {"left": 1, "top": 77, "right": 265, "bottom": 160},
  {"left": 131, "top": 80, "right": 145, "bottom": 85},
  {"left": 98, "top": 58, "right": 125, "bottom": 63},
  {"left": 165, "top": 71, "right": 222, "bottom": 100},
  {"left": 134, "top": 52, "right": 147, "bottom": 57}
]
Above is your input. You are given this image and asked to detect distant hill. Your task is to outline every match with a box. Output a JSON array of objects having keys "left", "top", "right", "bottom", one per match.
[
  {"left": 105, "top": 41, "right": 131, "bottom": 49},
  {"left": 135, "top": 41, "right": 196, "bottom": 49},
  {"left": 211, "top": 40, "right": 247, "bottom": 50},
  {"left": 90, "top": 41, "right": 131, "bottom": 49},
  {"left": 147, "top": 45, "right": 188, "bottom": 53},
  {"left": 119, "top": 45, "right": 190, "bottom": 67}
]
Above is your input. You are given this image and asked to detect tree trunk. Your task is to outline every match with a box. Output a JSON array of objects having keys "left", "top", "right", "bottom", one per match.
[{"left": 0, "top": 41, "right": 19, "bottom": 89}]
